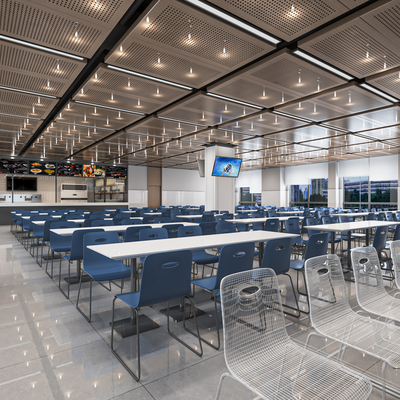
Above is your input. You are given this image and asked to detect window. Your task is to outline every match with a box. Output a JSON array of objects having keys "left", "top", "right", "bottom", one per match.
[
  {"left": 290, "top": 185, "right": 308, "bottom": 203},
  {"left": 370, "top": 180, "right": 398, "bottom": 203},
  {"left": 310, "top": 178, "right": 328, "bottom": 203},
  {"left": 290, "top": 179, "right": 327, "bottom": 207},
  {"left": 343, "top": 176, "right": 368, "bottom": 203}
]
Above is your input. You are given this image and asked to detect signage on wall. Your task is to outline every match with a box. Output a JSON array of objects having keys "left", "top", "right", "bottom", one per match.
[
  {"left": 83, "top": 164, "right": 106, "bottom": 178},
  {"left": 106, "top": 166, "right": 127, "bottom": 179},
  {"left": 29, "top": 162, "right": 56, "bottom": 175},
  {"left": 57, "top": 163, "right": 82, "bottom": 177}
]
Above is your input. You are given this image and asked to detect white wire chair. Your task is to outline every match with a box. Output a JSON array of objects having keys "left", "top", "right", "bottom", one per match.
[
  {"left": 215, "top": 268, "right": 372, "bottom": 400},
  {"left": 351, "top": 246, "right": 400, "bottom": 322},
  {"left": 305, "top": 254, "right": 400, "bottom": 400},
  {"left": 390, "top": 240, "right": 400, "bottom": 290}
]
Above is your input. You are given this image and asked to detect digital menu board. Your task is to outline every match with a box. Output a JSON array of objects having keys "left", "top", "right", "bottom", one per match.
[
  {"left": 10, "top": 161, "right": 28, "bottom": 174},
  {"left": 0, "top": 160, "right": 14, "bottom": 173},
  {"left": 83, "top": 164, "right": 105, "bottom": 178},
  {"left": 57, "top": 163, "right": 82, "bottom": 177},
  {"left": 106, "top": 166, "right": 127, "bottom": 179},
  {"left": 29, "top": 161, "right": 56, "bottom": 176}
]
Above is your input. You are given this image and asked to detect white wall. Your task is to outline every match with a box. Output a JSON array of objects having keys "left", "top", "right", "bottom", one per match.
[
  {"left": 162, "top": 168, "right": 205, "bottom": 206},
  {"left": 128, "top": 165, "right": 148, "bottom": 207},
  {"left": 235, "top": 169, "right": 262, "bottom": 204}
]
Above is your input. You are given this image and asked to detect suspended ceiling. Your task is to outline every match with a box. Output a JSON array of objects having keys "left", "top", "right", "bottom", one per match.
[{"left": 1, "top": 0, "right": 400, "bottom": 171}]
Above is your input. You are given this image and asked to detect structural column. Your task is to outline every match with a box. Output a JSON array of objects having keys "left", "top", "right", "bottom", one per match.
[
  {"left": 205, "top": 144, "right": 235, "bottom": 213},
  {"left": 261, "top": 167, "right": 285, "bottom": 207},
  {"left": 328, "top": 161, "right": 339, "bottom": 208}
]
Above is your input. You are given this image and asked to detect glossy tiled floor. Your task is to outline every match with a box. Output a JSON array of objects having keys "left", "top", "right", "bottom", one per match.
[{"left": 0, "top": 226, "right": 398, "bottom": 399}]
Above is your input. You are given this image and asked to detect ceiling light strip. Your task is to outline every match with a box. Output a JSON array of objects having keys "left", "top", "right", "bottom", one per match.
[
  {"left": 0, "top": 112, "right": 41, "bottom": 121},
  {"left": 319, "top": 123, "right": 350, "bottom": 134},
  {"left": 55, "top": 121, "right": 114, "bottom": 131},
  {"left": 292, "top": 49, "right": 354, "bottom": 81},
  {"left": 271, "top": 110, "right": 314, "bottom": 123},
  {"left": 0, "top": 85, "right": 57, "bottom": 99},
  {"left": 157, "top": 116, "right": 208, "bottom": 127},
  {"left": 359, "top": 83, "right": 399, "bottom": 103},
  {"left": 206, "top": 92, "right": 263, "bottom": 109},
  {"left": 74, "top": 101, "right": 146, "bottom": 115},
  {"left": 0, "top": 35, "right": 85, "bottom": 61},
  {"left": 184, "top": 0, "right": 280, "bottom": 45},
  {"left": 107, "top": 65, "right": 193, "bottom": 90}
]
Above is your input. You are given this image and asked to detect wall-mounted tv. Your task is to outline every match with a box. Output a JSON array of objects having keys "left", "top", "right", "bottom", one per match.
[
  {"left": 7, "top": 177, "right": 37, "bottom": 191},
  {"left": 211, "top": 156, "right": 242, "bottom": 178}
]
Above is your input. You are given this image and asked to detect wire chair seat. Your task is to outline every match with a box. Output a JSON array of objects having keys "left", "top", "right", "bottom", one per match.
[
  {"left": 351, "top": 246, "right": 400, "bottom": 323},
  {"left": 215, "top": 268, "right": 372, "bottom": 400}
]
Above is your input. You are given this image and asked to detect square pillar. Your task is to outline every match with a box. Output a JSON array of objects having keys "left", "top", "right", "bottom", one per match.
[{"left": 328, "top": 161, "right": 339, "bottom": 208}]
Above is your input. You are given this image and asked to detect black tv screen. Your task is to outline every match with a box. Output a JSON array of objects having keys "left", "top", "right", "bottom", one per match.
[{"left": 7, "top": 177, "right": 37, "bottom": 191}]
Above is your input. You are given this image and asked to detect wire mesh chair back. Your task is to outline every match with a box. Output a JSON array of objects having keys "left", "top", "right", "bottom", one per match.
[
  {"left": 304, "top": 254, "right": 353, "bottom": 331},
  {"left": 390, "top": 240, "right": 400, "bottom": 290},
  {"left": 219, "top": 268, "right": 372, "bottom": 400},
  {"left": 220, "top": 268, "right": 290, "bottom": 380},
  {"left": 351, "top": 247, "right": 386, "bottom": 310}
]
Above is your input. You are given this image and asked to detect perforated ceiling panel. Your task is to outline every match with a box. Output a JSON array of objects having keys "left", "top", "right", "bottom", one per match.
[
  {"left": 207, "top": 0, "right": 348, "bottom": 41},
  {"left": 106, "top": 0, "right": 274, "bottom": 88},
  {"left": 210, "top": 50, "right": 346, "bottom": 107},
  {"left": 0, "top": 40, "right": 85, "bottom": 96},
  {"left": 300, "top": 18, "right": 400, "bottom": 78},
  {"left": 367, "top": 71, "right": 400, "bottom": 99},
  {"left": 0, "top": 0, "right": 134, "bottom": 58}
]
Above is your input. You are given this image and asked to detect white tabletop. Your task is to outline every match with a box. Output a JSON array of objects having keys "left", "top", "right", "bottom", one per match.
[
  {"left": 227, "top": 216, "right": 304, "bottom": 224},
  {"left": 143, "top": 212, "right": 162, "bottom": 216},
  {"left": 51, "top": 222, "right": 197, "bottom": 236},
  {"left": 22, "top": 215, "right": 62, "bottom": 220},
  {"left": 121, "top": 210, "right": 135, "bottom": 213},
  {"left": 334, "top": 212, "right": 369, "bottom": 217},
  {"left": 276, "top": 211, "right": 303, "bottom": 214},
  {"left": 306, "top": 220, "right": 400, "bottom": 232},
  {"left": 176, "top": 215, "right": 202, "bottom": 219},
  {"left": 88, "top": 231, "right": 298, "bottom": 261},
  {"left": 237, "top": 210, "right": 258, "bottom": 212}
]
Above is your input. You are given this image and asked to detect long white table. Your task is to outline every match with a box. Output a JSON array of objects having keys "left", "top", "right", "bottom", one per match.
[
  {"left": 334, "top": 212, "right": 369, "bottom": 220},
  {"left": 276, "top": 211, "right": 303, "bottom": 215},
  {"left": 227, "top": 216, "right": 304, "bottom": 231},
  {"left": 143, "top": 212, "right": 162, "bottom": 216},
  {"left": 307, "top": 220, "right": 400, "bottom": 259},
  {"left": 176, "top": 215, "right": 202, "bottom": 222},
  {"left": 51, "top": 222, "right": 198, "bottom": 236}
]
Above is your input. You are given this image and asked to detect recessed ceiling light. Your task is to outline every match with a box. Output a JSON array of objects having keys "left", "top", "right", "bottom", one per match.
[
  {"left": 0, "top": 34, "right": 84, "bottom": 61},
  {"left": 359, "top": 83, "right": 399, "bottom": 103},
  {"left": 206, "top": 92, "right": 263, "bottom": 110},
  {"left": 107, "top": 65, "right": 193, "bottom": 90},
  {"left": 74, "top": 101, "right": 145, "bottom": 115},
  {"left": 0, "top": 85, "right": 57, "bottom": 99},
  {"left": 184, "top": 0, "right": 280, "bottom": 45},
  {"left": 292, "top": 49, "right": 354, "bottom": 81}
]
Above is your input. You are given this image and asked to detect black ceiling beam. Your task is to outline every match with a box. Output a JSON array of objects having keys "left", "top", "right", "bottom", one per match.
[{"left": 18, "top": 0, "right": 153, "bottom": 156}]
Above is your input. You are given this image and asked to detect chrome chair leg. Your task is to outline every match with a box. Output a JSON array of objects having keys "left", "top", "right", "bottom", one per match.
[
  {"left": 111, "top": 298, "right": 141, "bottom": 381},
  {"left": 76, "top": 271, "right": 92, "bottom": 322},
  {"left": 58, "top": 257, "right": 70, "bottom": 299},
  {"left": 168, "top": 297, "right": 203, "bottom": 357}
]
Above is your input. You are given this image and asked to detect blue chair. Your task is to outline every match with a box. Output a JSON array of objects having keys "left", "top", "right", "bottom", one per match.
[
  {"left": 371, "top": 226, "right": 389, "bottom": 267},
  {"left": 123, "top": 225, "right": 152, "bottom": 242},
  {"left": 216, "top": 222, "right": 236, "bottom": 234},
  {"left": 31, "top": 216, "right": 53, "bottom": 264},
  {"left": 154, "top": 216, "right": 171, "bottom": 223},
  {"left": 139, "top": 228, "right": 168, "bottom": 264},
  {"left": 111, "top": 250, "right": 203, "bottom": 380},
  {"left": 178, "top": 226, "right": 219, "bottom": 277},
  {"left": 142, "top": 216, "right": 155, "bottom": 224},
  {"left": 60, "top": 228, "right": 104, "bottom": 298},
  {"left": 162, "top": 223, "right": 184, "bottom": 238},
  {"left": 284, "top": 217, "right": 307, "bottom": 250},
  {"left": 91, "top": 219, "right": 114, "bottom": 227},
  {"left": 121, "top": 218, "right": 142, "bottom": 225},
  {"left": 191, "top": 242, "right": 255, "bottom": 349},
  {"left": 46, "top": 221, "right": 77, "bottom": 279},
  {"left": 290, "top": 232, "right": 329, "bottom": 310},
  {"left": 201, "top": 214, "right": 215, "bottom": 222},
  {"left": 258, "top": 237, "right": 299, "bottom": 317},
  {"left": 264, "top": 218, "right": 279, "bottom": 232},
  {"left": 76, "top": 232, "right": 131, "bottom": 322},
  {"left": 199, "top": 221, "right": 217, "bottom": 235},
  {"left": 268, "top": 209, "right": 278, "bottom": 217}
]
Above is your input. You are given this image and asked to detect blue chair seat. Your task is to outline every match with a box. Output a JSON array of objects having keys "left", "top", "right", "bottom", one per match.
[
  {"left": 289, "top": 259, "right": 304, "bottom": 270},
  {"left": 88, "top": 264, "right": 130, "bottom": 281},
  {"left": 191, "top": 276, "right": 217, "bottom": 291},
  {"left": 115, "top": 291, "right": 140, "bottom": 309},
  {"left": 52, "top": 244, "right": 72, "bottom": 253},
  {"left": 192, "top": 250, "right": 219, "bottom": 264}
]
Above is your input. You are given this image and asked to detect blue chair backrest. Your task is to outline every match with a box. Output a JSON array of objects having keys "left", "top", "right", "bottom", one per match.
[
  {"left": 395, "top": 212, "right": 400, "bottom": 222},
  {"left": 321, "top": 216, "right": 335, "bottom": 224},
  {"left": 268, "top": 209, "right": 278, "bottom": 217},
  {"left": 143, "top": 216, "right": 155, "bottom": 224},
  {"left": 178, "top": 225, "right": 202, "bottom": 237},
  {"left": 69, "top": 228, "right": 104, "bottom": 261},
  {"left": 121, "top": 218, "right": 142, "bottom": 225},
  {"left": 49, "top": 221, "right": 77, "bottom": 247},
  {"left": 261, "top": 237, "right": 293, "bottom": 275},
  {"left": 284, "top": 217, "right": 300, "bottom": 235},
  {"left": 373, "top": 226, "right": 388, "bottom": 253},
  {"left": 154, "top": 216, "right": 171, "bottom": 223},
  {"left": 214, "top": 242, "right": 255, "bottom": 289},
  {"left": 32, "top": 216, "right": 53, "bottom": 237},
  {"left": 83, "top": 232, "right": 123, "bottom": 273},
  {"left": 162, "top": 224, "right": 184, "bottom": 238},
  {"left": 366, "top": 213, "right": 375, "bottom": 221},
  {"left": 338, "top": 216, "right": 350, "bottom": 223},
  {"left": 201, "top": 214, "right": 215, "bottom": 222},
  {"left": 200, "top": 221, "right": 217, "bottom": 235},
  {"left": 264, "top": 218, "right": 279, "bottom": 232},
  {"left": 216, "top": 222, "right": 236, "bottom": 234},
  {"left": 123, "top": 225, "right": 152, "bottom": 242},
  {"left": 377, "top": 212, "right": 385, "bottom": 221},
  {"left": 386, "top": 212, "right": 394, "bottom": 222},
  {"left": 67, "top": 213, "right": 84, "bottom": 219},
  {"left": 394, "top": 225, "right": 400, "bottom": 241},
  {"left": 220, "top": 210, "right": 229, "bottom": 214},
  {"left": 304, "top": 233, "right": 329, "bottom": 261},
  {"left": 139, "top": 228, "right": 168, "bottom": 241},
  {"left": 137, "top": 250, "right": 193, "bottom": 306},
  {"left": 91, "top": 219, "right": 114, "bottom": 227}
]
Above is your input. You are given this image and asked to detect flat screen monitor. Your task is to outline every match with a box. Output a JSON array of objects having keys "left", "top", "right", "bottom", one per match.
[
  {"left": 212, "top": 156, "right": 242, "bottom": 178},
  {"left": 7, "top": 176, "right": 37, "bottom": 191}
]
